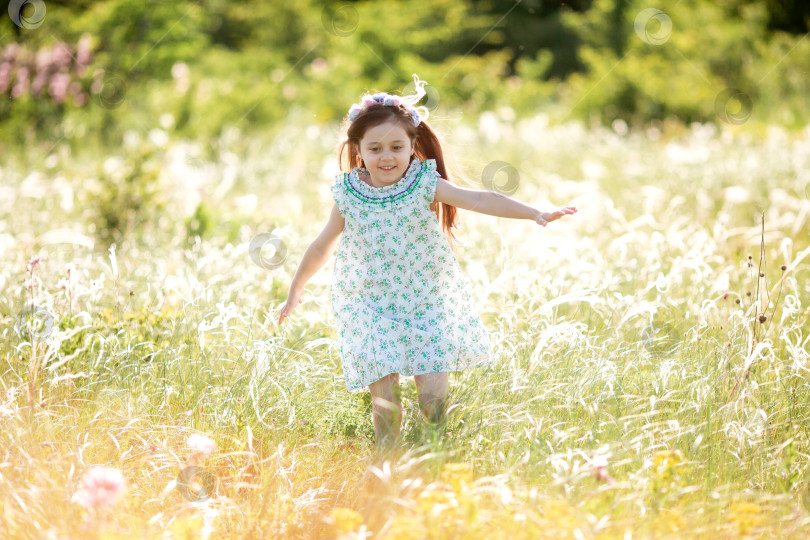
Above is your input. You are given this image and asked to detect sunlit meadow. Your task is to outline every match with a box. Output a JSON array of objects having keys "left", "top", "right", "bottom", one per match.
[{"left": 2, "top": 113, "right": 809, "bottom": 538}]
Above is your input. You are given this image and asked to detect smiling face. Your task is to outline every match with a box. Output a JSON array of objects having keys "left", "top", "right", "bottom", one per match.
[{"left": 356, "top": 121, "right": 414, "bottom": 187}]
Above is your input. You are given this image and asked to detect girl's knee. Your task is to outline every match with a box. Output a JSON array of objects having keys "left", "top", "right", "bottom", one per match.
[{"left": 372, "top": 395, "right": 402, "bottom": 415}]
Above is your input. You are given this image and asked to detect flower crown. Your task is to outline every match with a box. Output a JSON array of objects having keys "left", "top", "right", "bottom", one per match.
[{"left": 347, "top": 74, "right": 430, "bottom": 127}]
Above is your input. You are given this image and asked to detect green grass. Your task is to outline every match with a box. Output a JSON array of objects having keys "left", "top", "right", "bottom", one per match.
[{"left": 1, "top": 115, "right": 809, "bottom": 538}]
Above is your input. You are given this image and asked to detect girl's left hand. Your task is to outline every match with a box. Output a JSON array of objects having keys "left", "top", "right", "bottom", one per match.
[
  {"left": 535, "top": 206, "right": 578, "bottom": 227},
  {"left": 278, "top": 290, "right": 304, "bottom": 325}
]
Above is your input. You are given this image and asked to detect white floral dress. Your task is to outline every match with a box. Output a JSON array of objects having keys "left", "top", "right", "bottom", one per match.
[{"left": 330, "top": 157, "right": 494, "bottom": 392}]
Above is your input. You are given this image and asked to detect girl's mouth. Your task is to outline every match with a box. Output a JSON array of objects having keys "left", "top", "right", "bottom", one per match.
[{"left": 380, "top": 166, "right": 396, "bottom": 171}]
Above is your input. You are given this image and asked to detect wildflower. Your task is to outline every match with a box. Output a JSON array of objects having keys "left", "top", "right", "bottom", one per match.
[
  {"left": 327, "top": 507, "right": 363, "bottom": 533},
  {"left": 187, "top": 434, "right": 216, "bottom": 455},
  {"left": 781, "top": 265, "right": 786, "bottom": 271},
  {"left": 71, "top": 466, "right": 126, "bottom": 509},
  {"left": 416, "top": 489, "right": 453, "bottom": 514},
  {"left": 727, "top": 501, "right": 765, "bottom": 533},
  {"left": 746, "top": 291, "right": 751, "bottom": 296},
  {"left": 653, "top": 509, "right": 686, "bottom": 533},
  {"left": 27, "top": 256, "right": 41, "bottom": 272},
  {"left": 440, "top": 462, "right": 472, "bottom": 492},
  {"left": 653, "top": 450, "right": 681, "bottom": 470},
  {"left": 758, "top": 314, "right": 767, "bottom": 324},
  {"left": 759, "top": 272, "right": 765, "bottom": 278},
  {"left": 540, "top": 499, "right": 577, "bottom": 530},
  {"left": 11, "top": 67, "right": 29, "bottom": 98},
  {"left": 735, "top": 299, "right": 741, "bottom": 304},
  {"left": 385, "top": 515, "right": 427, "bottom": 540},
  {"left": 24, "top": 277, "right": 40, "bottom": 290},
  {"left": 652, "top": 450, "right": 686, "bottom": 491},
  {"left": 592, "top": 455, "right": 615, "bottom": 484}
]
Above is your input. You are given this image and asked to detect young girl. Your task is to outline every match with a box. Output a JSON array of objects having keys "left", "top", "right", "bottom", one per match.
[{"left": 277, "top": 74, "right": 577, "bottom": 451}]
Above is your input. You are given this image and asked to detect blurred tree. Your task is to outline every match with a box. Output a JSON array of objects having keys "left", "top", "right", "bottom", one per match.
[
  {"left": 465, "top": 0, "right": 591, "bottom": 79},
  {"left": 1, "top": 0, "right": 810, "bottom": 139},
  {"left": 198, "top": 0, "right": 319, "bottom": 64},
  {"left": 765, "top": 0, "right": 810, "bottom": 33}
]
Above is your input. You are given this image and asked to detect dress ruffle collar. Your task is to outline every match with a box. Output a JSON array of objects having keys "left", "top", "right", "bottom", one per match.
[
  {"left": 349, "top": 157, "right": 425, "bottom": 195},
  {"left": 338, "top": 158, "right": 437, "bottom": 210}
]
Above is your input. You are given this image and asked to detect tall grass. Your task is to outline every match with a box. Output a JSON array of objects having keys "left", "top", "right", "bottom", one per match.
[{"left": 1, "top": 115, "right": 808, "bottom": 538}]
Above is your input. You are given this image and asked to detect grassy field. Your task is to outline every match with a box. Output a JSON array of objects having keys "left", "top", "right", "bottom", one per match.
[{"left": 2, "top": 114, "right": 809, "bottom": 538}]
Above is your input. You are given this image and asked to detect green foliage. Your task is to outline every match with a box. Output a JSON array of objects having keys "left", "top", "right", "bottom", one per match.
[
  {"left": 2, "top": 0, "right": 810, "bottom": 142},
  {"left": 83, "top": 143, "right": 168, "bottom": 247},
  {"left": 71, "top": 0, "right": 210, "bottom": 79},
  {"left": 185, "top": 202, "right": 213, "bottom": 242},
  {"left": 557, "top": 0, "right": 810, "bottom": 126},
  {"left": 325, "top": 392, "right": 374, "bottom": 440}
]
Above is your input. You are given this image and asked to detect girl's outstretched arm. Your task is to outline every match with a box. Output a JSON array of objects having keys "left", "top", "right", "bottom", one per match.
[
  {"left": 277, "top": 203, "right": 344, "bottom": 325},
  {"left": 434, "top": 178, "right": 577, "bottom": 227}
]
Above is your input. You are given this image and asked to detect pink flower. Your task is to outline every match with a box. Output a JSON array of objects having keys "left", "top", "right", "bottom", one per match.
[
  {"left": 187, "top": 434, "right": 216, "bottom": 455},
  {"left": 68, "top": 81, "right": 81, "bottom": 97},
  {"left": 23, "top": 276, "right": 40, "bottom": 290},
  {"left": 31, "top": 71, "right": 48, "bottom": 97},
  {"left": 26, "top": 256, "right": 41, "bottom": 272},
  {"left": 11, "top": 67, "right": 29, "bottom": 99},
  {"left": 71, "top": 466, "right": 126, "bottom": 509},
  {"left": 52, "top": 43, "right": 72, "bottom": 70},
  {"left": 35, "top": 48, "right": 52, "bottom": 73},
  {"left": 0, "top": 62, "right": 11, "bottom": 93},
  {"left": 49, "top": 72, "right": 70, "bottom": 103},
  {"left": 171, "top": 62, "right": 189, "bottom": 80},
  {"left": 76, "top": 34, "right": 92, "bottom": 74},
  {"left": 592, "top": 455, "right": 615, "bottom": 484},
  {"left": 3, "top": 44, "right": 19, "bottom": 63}
]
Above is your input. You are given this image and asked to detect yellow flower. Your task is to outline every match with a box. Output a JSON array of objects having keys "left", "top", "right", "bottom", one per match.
[
  {"left": 417, "top": 489, "right": 454, "bottom": 514},
  {"left": 651, "top": 450, "right": 689, "bottom": 488},
  {"left": 652, "top": 450, "right": 681, "bottom": 470},
  {"left": 653, "top": 509, "right": 686, "bottom": 534},
  {"left": 726, "top": 501, "right": 765, "bottom": 533},
  {"left": 440, "top": 462, "right": 472, "bottom": 492},
  {"left": 167, "top": 516, "right": 205, "bottom": 539},
  {"left": 384, "top": 516, "right": 427, "bottom": 540},
  {"left": 538, "top": 498, "right": 578, "bottom": 533},
  {"left": 327, "top": 507, "right": 364, "bottom": 533},
  {"left": 542, "top": 499, "right": 573, "bottom": 518}
]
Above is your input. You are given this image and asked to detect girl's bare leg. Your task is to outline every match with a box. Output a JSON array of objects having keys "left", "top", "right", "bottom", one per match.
[
  {"left": 414, "top": 372, "right": 448, "bottom": 423},
  {"left": 368, "top": 373, "right": 402, "bottom": 453}
]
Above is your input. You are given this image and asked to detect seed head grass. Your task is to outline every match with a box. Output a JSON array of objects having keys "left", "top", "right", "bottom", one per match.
[{"left": 1, "top": 118, "right": 809, "bottom": 537}]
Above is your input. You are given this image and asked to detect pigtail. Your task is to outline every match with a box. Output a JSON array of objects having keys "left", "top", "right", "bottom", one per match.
[{"left": 412, "top": 121, "right": 462, "bottom": 255}]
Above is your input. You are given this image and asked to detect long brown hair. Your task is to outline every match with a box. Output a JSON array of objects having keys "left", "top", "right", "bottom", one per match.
[{"left": 337, "top": 103, "right": 462, "bottom": 254}]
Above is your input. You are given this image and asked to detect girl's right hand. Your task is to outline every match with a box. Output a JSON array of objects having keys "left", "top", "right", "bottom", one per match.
[
  {"left": 278, "top": 290, "right": 303, "bottom": 325},
  {"left": 535, "top": 206, "right": 578, "bottom": 227}
]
